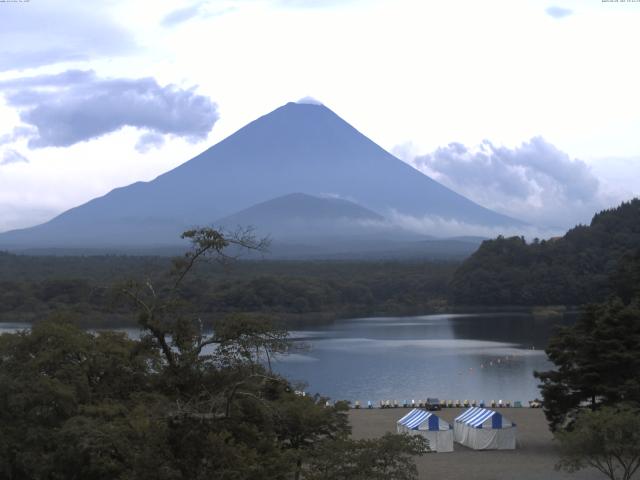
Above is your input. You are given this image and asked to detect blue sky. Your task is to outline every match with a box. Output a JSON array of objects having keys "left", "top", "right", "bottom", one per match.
[{"left": 0, "top": 0, "right": 639, "bottom": 232}]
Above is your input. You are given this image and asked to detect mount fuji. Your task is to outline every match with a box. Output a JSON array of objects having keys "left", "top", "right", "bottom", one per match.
[{"left": 0, "top": 101, "right": 521, "bottom": 252}]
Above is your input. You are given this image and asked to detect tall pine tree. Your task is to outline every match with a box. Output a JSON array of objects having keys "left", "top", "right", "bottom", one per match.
[{"left": 535, "top": 250, "right": 640, "bottom": 431}]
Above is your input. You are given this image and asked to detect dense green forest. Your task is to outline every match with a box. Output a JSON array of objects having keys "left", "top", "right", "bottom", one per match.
[
  {"left": 0, "top": 229, "right": 429, "bottom": 479},
  {"left": 533, "top": 245, "right": 640, "bottom": 480},
  {"left": 1, "top": 199, "right": 638, "bottom": 327},
  {"left": 535, "top": 249, "right": 640, "bottom": 430},
  {"left": 0, "top": 253, "right": 456, "bottom": 327},
  {"left": 450, "top": 199, "right": 640, "bottom": 306}
]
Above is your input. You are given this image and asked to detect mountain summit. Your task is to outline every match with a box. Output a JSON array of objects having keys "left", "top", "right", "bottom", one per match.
[{"left": 0, "top": 102, "right": 521, "bottom": 249}]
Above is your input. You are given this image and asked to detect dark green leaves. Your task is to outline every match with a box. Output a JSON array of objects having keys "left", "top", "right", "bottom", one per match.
[
  {"left": 555, "top": 405, "right": 640, "bottom": 480},
  {"left": 535, "top": 297, "right": 640, "bottom": 430}
]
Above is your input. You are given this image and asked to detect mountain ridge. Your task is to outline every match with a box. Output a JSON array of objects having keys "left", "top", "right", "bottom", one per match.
[{"left": 0, "top": 102, "right": 523, "bottom": 250}]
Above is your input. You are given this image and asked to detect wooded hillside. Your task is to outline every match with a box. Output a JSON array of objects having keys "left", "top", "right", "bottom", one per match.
[{"left": 450, "top": 199, "right": 640, "bottom": 305}]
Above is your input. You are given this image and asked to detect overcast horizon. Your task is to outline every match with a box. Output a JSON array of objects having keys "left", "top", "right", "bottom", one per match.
[{"left": 1, "top": 0, "right": 639, "bottom": 234}]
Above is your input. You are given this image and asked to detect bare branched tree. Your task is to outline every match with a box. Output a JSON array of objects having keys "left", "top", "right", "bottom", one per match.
[{"left": 121, "top": 227, "right": 272, "bottom": 370}]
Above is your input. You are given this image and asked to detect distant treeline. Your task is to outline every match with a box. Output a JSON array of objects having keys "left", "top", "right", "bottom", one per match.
[
  {"left": 0, "top": 254, "right": 456, "bottom": 327},
  {"left": 2, "top": 199, "right": 638, "bottom": 324},
  {"left": 450, "top": 199, "right": 640, "bottom": 305}
]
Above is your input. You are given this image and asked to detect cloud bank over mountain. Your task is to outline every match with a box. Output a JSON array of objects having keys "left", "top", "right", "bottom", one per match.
[
  {"left": 400, "top": 137, "right": 618, "bottom": 228},
  {"left": 366, "top": 210, "right": 561, "bottom": 240},
  {"left": 0, "top": 70, "right": 219, "bottom": 150}
]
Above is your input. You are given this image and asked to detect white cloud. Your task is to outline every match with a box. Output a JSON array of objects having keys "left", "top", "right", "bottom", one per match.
[
  {"left": 135, "top": 132, "right": 166, "bottom": 153},
  {"left": 0, "top": 127, "right": 211, "bottom": 233},
  {"left": 0, "top": 0, "right": 136, "bottom": 72},
  {"left": 296, "top": 96, "right": 324, "bottom": 105},
  {"left": 0, "top": 70, "right": 219, "bottom": 149},
  {"left": 1, "top": 149, "right": 29, "bottom": 166},
  {"left": 161, "top": 3, "right": 205, "bottom": 27},
  {"left": 588, "top": 157, "right": 640, "bottom": 201},
  {"left": 404, "top": 137, "right": 625, "bottom": 228},
  {"left": 360, "top": 210, "right": 562, "bottom": 241},
  {"left": 0, "top": 0, "right": 638, "bottom": 233},
  {"left": 545, "top": 6, "right": 573, "bottom": 19}
]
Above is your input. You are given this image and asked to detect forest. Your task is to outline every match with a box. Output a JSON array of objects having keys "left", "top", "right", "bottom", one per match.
[
  {"left": 450, "top": 199, "right": 640, "bottom": 306},
  {"left": 0, "top": 252, "right": 456, "bottom": 328},
  {"left": 0, "top": 229, "right": 430, "bottom": 480},
  {"left": 1, "top": 202, "right": 639, "bottom": 479},
  {"left": 1, "top": 199, "right": 639, "bottom": 329}
]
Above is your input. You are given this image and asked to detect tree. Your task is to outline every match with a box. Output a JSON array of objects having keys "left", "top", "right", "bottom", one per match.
[
  {"left": 274, "top": 394, "right": 350, "bottom": 480},
  {"left": 555, "top": 405, "right": 640, "bottom": 480},
  {"left": 611, "top": 249, "right": 640, "bottom": 305},
  {"left": 303, "top": 433, "right": 429, "bottom": 480},
  {"left": 0, "top": 321, "right": 160, "bottom": 480},
  {"left": 535, "top": 296, "right": 640, "bottom": 430},
  {"left": 214, "top": 313, "right": 289, "bottom": 373},
  {"left": 120, "top": 227, "right": 270, "bottom": 374},
  {"left": 450, "top": 199, "right": 640, "bottom": 306},
  {"left": 0, "top": 227, "right": 429, "bottom": 479}
]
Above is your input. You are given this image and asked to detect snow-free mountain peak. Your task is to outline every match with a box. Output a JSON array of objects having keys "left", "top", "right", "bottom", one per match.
[{"left": 0, "top": 102, "right": 522, "bottom": 250}]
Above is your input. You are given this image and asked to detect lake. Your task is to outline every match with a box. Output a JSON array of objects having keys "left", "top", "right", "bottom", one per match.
[
  {"left": 0, "top": 312, "right": 568, "bottom": 404},
  {"left": 275, "top": 313, "right": 569, "bottom": 404}
]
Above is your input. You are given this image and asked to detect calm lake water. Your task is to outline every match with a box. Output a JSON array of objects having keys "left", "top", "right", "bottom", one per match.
[
  {"left": 0, "top": 312, "right": 569, "bottom": 404},
  {"left": 275, "top": 313, "right": 570, "bottom": 404}
]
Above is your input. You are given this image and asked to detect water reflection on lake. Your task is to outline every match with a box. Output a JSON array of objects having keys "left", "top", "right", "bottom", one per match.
[
  {"left": 275, "top": 313, "right": 569, "bottom": 403},
  {"left": 0, "top": 313, "right": 569, "bottom": 404}
]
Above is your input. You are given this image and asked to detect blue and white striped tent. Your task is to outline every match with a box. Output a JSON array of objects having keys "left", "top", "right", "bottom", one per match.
[
  {"left": 454, "top": 407, "right": 516, "bottom": 450},
  {"left": 397, "top": 409, "right": 453, "bottom": 452}
]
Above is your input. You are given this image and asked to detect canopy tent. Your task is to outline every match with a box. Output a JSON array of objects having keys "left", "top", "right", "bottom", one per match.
[
  {"left": 454, "top": 407, "right": 516, "bottom": 450},
  {"left": 396, "top": 408, "right": 453, "bottom": 452}
]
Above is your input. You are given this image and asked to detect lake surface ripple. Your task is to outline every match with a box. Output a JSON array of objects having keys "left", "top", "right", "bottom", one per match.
[{"left": 275, "top": 313, "right": 567, "bottom": 403}]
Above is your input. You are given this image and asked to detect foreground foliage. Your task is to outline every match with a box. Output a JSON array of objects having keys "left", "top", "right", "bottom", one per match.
[
  {"left": 304, "top": 434, "right": 429, "bottom": 480},
  {"left": 0, "top": 228, "right": 428, "bottom": 479},
  {"left": 555, "top": 405, "right": 640, "bottom": 480},
  {"left": 535, "top": 296, "right": 640, "bottom": 431}
]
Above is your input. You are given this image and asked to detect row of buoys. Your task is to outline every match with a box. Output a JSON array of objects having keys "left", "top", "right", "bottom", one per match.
[
  {"left": 480, "top": 355, "right": 517, "bottom": 370},
  {"left": 449, "top": 354, "right": 524, "bottom": 376},
  {"left": 351, "top": 399, "right": 543, "bottom": 409},
  {"left": 295, "top": 391, "right": 543, "bottom": 409}
]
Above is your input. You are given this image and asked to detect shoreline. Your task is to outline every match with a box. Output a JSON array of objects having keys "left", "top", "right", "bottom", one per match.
[
  {"left": 349, "top": 408, "right": 601, "bottom": 480},
  {"left": 0, "top": 304, "right": 582, "bottom": 330}
]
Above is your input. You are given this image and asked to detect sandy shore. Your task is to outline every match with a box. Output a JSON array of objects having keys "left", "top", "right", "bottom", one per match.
[{"left": 349, "top": 408, "right": 602, "bottom": 480}]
